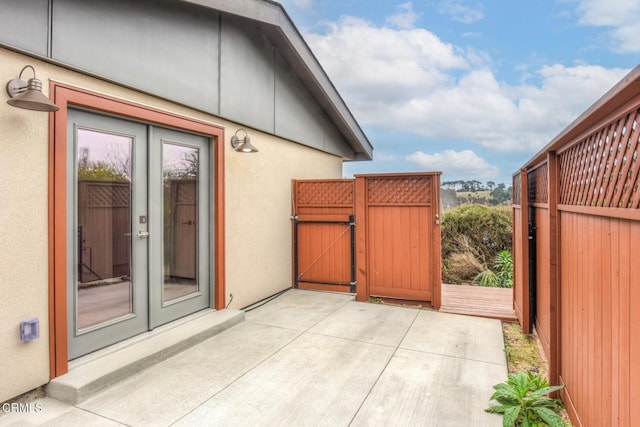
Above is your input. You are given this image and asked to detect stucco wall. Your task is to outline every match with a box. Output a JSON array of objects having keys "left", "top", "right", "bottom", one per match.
[
  {"left": 225, "top": 134, "right": 343, "bottom": 309},
  {"left": 0, "top": 48, "right": 343, "bottom": 401},
  {"left": 0, "top": 52, "right": 51, "bottom": 403}
]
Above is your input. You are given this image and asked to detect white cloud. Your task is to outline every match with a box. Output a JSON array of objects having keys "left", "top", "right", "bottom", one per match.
[
  {"left": 385, "top": 2, "right": 419, "bottom": 29},
  {"left": 306, "top": 16, "right": 469, "bottom": 105},
  {"left": 406, "top": 149, "right": 499, "bottom": 180},
  {"left": 576, "top": 0, "right": 640, "bottom": 52},
  {"left": 439, "top": 0, "right": 485, "bottom": 24},
  {"left": 305, "top": 16, "right": 630, "bottom": 153}
]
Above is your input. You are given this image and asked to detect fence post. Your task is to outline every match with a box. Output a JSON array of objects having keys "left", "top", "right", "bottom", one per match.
[
  {"left": 520, "top": 168, "right": 531, "bottom": 334},
  {"left": 354, "top": 176, "right": 367, "bottom": 302},
  {"left": 547, "top": 151, "right": 560, "bottom": 386},
  {"left": 432, "top": 173, "right": 442, "bottom": 310}
]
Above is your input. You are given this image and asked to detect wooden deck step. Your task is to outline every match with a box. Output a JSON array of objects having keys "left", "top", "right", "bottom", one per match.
[{"left": 440, "top": 284, "right": 517, "bottom": 322}]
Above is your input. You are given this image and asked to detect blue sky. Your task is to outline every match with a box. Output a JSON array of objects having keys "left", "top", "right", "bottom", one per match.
[{"left": 279, "top": 0, "right": 638, "bottom": 185}]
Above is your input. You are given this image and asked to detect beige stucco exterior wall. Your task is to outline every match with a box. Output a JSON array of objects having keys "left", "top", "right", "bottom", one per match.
[
  {"left": 0, "top": 51, "right": 52, "bottom": 403},
  {"left": 0, "top": 48, "right": 343, "bottom": 401},
  {"left": 225, "top": 133, "right": 343, "bottom": 309}
]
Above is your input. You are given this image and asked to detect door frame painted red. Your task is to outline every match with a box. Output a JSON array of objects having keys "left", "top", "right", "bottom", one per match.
[{"left": 48, "top": 82, "right": 226, "bottom": 378}]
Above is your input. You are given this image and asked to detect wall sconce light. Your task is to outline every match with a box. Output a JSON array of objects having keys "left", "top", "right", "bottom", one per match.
[
  {"left": 6, "top": 65, "right": 59, "bottom": 112},
  {"left": 230, "top": 129, "right": 259, "bottom": 153}
]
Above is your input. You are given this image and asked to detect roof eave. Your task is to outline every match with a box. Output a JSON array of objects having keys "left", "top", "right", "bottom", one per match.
[{"left": 178, "top": 0, "right": 373, "bottom": 160}]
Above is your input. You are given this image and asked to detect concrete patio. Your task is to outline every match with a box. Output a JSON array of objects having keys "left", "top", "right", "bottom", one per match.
[{"left": 0, "top": 289, "right": 507, "bottom": 426}]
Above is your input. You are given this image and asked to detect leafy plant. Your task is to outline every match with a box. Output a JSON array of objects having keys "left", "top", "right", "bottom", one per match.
[
  {"left": 495, "top": 250, "right": 513, "bottom": 287},
  {"left": 474, "top": 250, "right": 513, "bottom": 287},
  {"left": 441, "top": 204, "right": 512, "bottom": 284},
  {"left": 475, "top": 269, "right": 499, "bottom": 287},
  {"left": 486, "top": 371, "right": 565, "bottom": 427}
]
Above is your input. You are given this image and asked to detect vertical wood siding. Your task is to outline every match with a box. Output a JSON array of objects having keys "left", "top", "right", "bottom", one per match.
[
  {"left": 513, "top": 79, "right": 640, "bottom": 426},
  {"left": 293, "top": 180, "right": 355, "bottom": 292},
  {"left": 294, "top": 173, "right": 441, "bottom": 306},
  {"left": 364, "top": 175, "right": 439, "bottom": 303},
  {"left": 512, "top": 205, "right": 525, "bottom": 324},
  {"left": 559, "top": 212, "right": 640, "bottom": 426},
  {"left": 534, "top": 207, "right": 551, "bottom": 359},
  {"left": 367, "top": 205, "right": 432, "bottom": 300}
]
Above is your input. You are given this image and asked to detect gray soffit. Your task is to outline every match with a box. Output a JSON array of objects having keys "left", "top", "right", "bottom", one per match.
[{"left": 178, "top": 0, "right": 373, "bottom": 160}]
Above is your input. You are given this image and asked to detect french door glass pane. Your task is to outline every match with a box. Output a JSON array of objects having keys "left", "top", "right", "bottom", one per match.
[
  {"left": 76, "top": 129, "right": 133, "bottom": 330},
  {"left": 162, "top": 143, "right": 199, "bottom": 302}
]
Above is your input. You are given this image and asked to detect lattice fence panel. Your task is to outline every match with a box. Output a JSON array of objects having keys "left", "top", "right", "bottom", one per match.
[
  {"left": 513, "top": 174, "right": 522, "bottom": 205},
  {"left": 86, "top": 182, "right": 130, "bottom": 208},
  {"left": 296, "top": 181, "right": 354, "bottom": 206},
  {"left": 559, "top": 109, "right": 640, "bottom": 207},
  {"left": 367, "top": 176, "right": 431, "bottom": 205},
  {"left": 176, "top": 180, "right": 196, "bottom": 203},
  {"left": 528, "top": 163, "right": 548, "bottom": 204}
]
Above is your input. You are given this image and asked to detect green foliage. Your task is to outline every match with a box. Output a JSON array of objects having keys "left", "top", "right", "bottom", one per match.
[
  {"left": 495, "top": 250, "right": 514, "bottom": 287},
  {"left": 486, "top": 372, "right": 566, "bottom": 427},
  {"left": 475, "top": 250, "right": 513, "bottom": 288},
  {"left": 475, "top": 269, "right": 500, "bottom": 287},
  {"left": 490, "top": 183, "right": 512, "bottom": 205},
  {"left": 441, "top": 204, "right": 512, "bottom": 284},
  {"left": 78, "top": 161, "right": 128, "bottom": 181}
]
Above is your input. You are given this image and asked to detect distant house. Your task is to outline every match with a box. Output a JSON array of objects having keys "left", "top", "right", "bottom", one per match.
[{"left": 0, "top": 0, "right": 372, "bottom": 401}]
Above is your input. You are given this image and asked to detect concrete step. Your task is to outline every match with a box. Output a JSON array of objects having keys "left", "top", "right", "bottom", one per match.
[{"left": 47, "top": 309, "right": 244, "bottom": 405}]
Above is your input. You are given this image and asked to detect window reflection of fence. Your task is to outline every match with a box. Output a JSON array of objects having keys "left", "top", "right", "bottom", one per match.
[
  {"left": 78, "top": 180, "right": 131, "bottom": 283},
  {"left": 164, "top": 179, "right": 197, "bottom": 279}
]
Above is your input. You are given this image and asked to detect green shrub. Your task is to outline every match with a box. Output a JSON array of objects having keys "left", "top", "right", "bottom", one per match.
[
  {"left": 486, "top": 371, "right": 565, "bottom": 427},
  {"left": 474, "top": 250, "right": 513, "bottom": 288},
  {"left": 442, "top": 204, "right": 512, "bottom": 284}
]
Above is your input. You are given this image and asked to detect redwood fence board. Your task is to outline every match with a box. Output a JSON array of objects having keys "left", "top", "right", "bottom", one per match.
[
  {"left": 513, "top": 66, "right": 640, "bottom": 427},
  {"left": 293, "top": 173, "right": 441, "bottom": 307}
]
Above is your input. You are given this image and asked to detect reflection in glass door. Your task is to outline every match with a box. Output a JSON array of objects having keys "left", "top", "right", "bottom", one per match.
[
  {"left": 68, "top": 110, "right": 212, "bottom": 359},
  {"left": 68, "top": 109, "right": 148, "bottom": 360},
  {"left": 162, "top": 143, "right": 199, "bottom": 302},
  {"left": 76, "top": 129, "right": 134, "bottom": 329},
  {"left": 149, "top": 127, "right": 210, "bottom": 328}
]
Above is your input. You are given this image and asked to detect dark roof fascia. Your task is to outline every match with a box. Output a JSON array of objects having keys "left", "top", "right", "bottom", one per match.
[
  {"left": 178, "top": 0, "right": 373, "bottom": 160},
  {"left": 517, "top": 64, "right": 640, "bottom": 173}
]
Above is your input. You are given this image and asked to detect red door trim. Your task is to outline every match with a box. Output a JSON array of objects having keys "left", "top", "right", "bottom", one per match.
[{"left": 48, "top": 82, "right": 226, "bottom": 378}]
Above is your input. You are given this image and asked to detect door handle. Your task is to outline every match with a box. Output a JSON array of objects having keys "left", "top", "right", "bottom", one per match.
[{"left": 136, "top": 230, "right": 150, "bottom": 238}]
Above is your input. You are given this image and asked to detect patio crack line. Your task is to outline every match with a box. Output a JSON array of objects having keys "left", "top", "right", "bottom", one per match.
[
  {"left": 303, "top": 330, "right": 402, "bottom": 349},
  {"left": 303, "top": 297, "right": 357, "bottom": 332},
  {"left": 396, "top": 346, "right": 507, "bottom": 367},
  {"left": 72, "top": 406, "right": 133, "bottom": 427},
  {"left": 167, "top": 329, "right": 305, "bottom": 427},
  {"left": 347, "top": 309, "right": 421, "bottom": 426}
]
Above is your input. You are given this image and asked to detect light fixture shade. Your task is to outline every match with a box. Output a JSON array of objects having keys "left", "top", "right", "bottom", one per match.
[
  {"left": 230, "top": 129, "right": 259, "bottom": 153},
  {"left": 7, "top": 77, "right": 59, "bottom": 112},
  {"left": 236, "top": 136, "right": 259, "bottom": 153}
]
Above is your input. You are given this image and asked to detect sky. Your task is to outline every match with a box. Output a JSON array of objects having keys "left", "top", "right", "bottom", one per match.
[{"left": 279, "top": 0, "right": 639, "bottom": 186}]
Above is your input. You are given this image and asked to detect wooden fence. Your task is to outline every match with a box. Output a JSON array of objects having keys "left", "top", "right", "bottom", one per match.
[
  {"left": 292, "top": 173, "right": 441, "bottom": 307},
  {"left": 513, "top": 66, "right": 640, "bottom": 427}
]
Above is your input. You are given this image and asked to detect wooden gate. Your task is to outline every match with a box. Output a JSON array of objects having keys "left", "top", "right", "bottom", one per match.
[
  {"left": 292, "top": 173, "right": 441, "bottom": 308},
  {"left": 292, "top": 180, "right": 356, "bottom": 293}
]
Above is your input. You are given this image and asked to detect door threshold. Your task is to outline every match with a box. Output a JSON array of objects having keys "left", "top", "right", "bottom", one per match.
[{"left": 48, "top": 309, "right": 244, "bottom": 405}]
